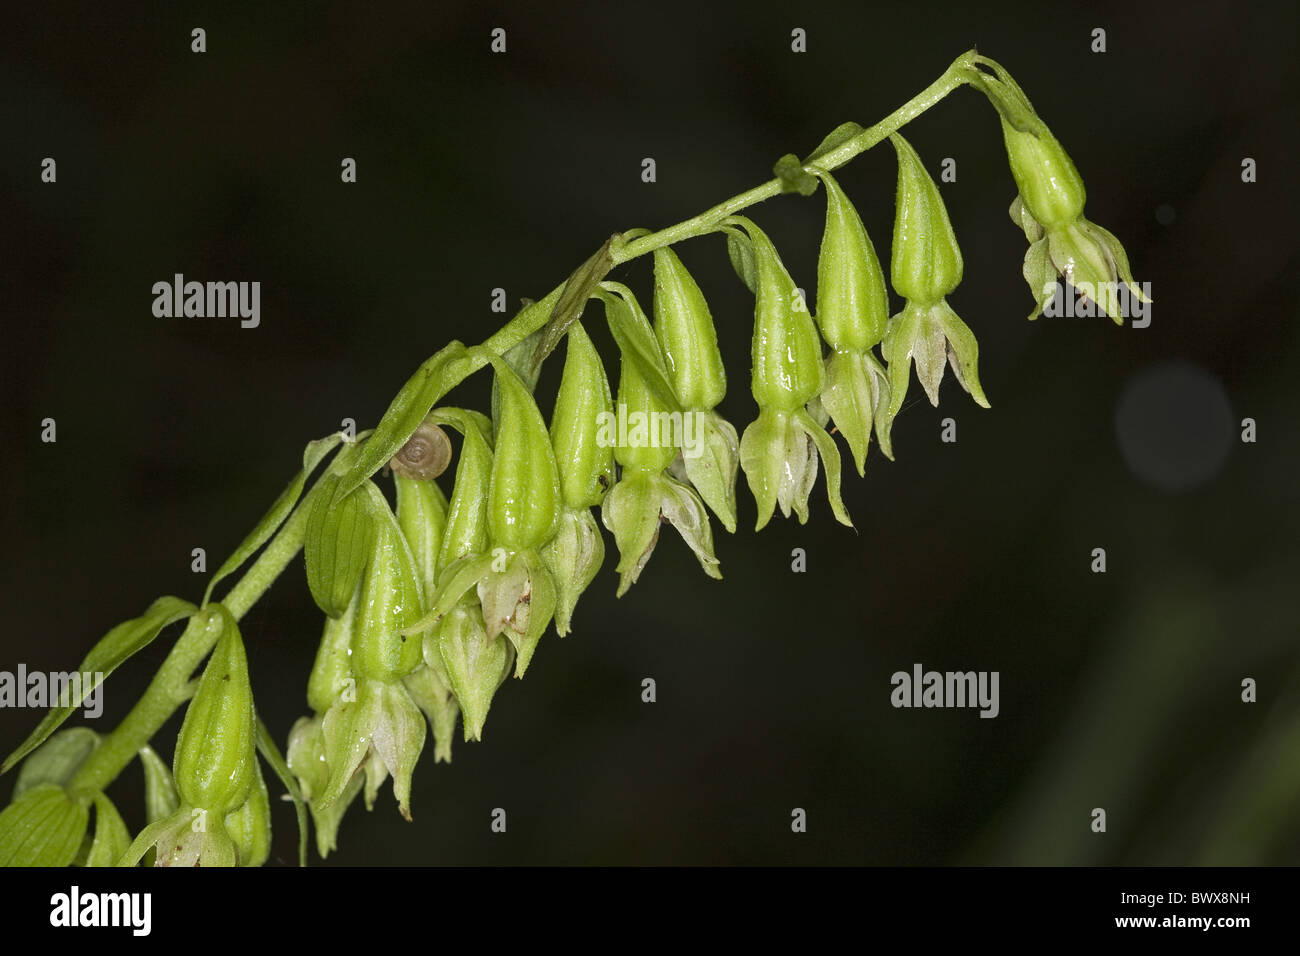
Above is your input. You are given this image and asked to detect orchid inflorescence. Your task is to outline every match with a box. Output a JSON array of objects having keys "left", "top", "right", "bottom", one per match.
[{"left": 0, "top": 50, "right": 1146, "bottom": 866}]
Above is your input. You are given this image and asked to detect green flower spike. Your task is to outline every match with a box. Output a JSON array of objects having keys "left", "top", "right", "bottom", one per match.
[
  {"left": 881, "top": 134, "right": 990, "bottom": 422},
  {"left": 967, "top": 54, "right": 1149, "bottom": 324},
  {"left": 541, "top": 321, "right": 613, "bottom": 636},
  {"left": 597, "top": 283, "right": 722, "bottom": 595},
  {"left": 728, "top": 216, "right": 852, "bottom": 530},
  {"left": 653, "top": 246, "right": 741, "bottom": 532},
  {"left": 811, "top": 169, "right": 895, "bottom": 471}
]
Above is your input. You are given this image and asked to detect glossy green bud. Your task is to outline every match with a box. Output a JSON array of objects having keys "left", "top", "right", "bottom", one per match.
[
  {"left": 351, "top": 482, "right": 425, "bottom": 684},
  {"left": 1001, "top": 118, "right": 1086, "bottom": 227},
  {"left": 653, "top": 246, "right": 727, "bottom": 410},
  {"left": 814, "top": 170, "right": 889, "bottom": 351},
  {"left": 735, "top": 216, "right": 824, "bottom": 411},
  {"left": 889, "top": 133, "right": 963, "bottom": 304},
  {"left": 435, "top": 409, "right": 495, "bottom": 569},
  {"left": 395, "top": 471, "right": 448, "bottom": 597},
  {"left": 306, "top": 591, "right": 359, "bottom": 714},
  {"left": 174, "top": 606, "right": 255, "bottom": 816},
  {"left": 436, "top": 603, "right": 513, "bottom": 741},
  {"left": 224, "top": 760, "right": 271, "bottom": 867},
  {"left": 550, "top": 322, "right": 615, "bottom": 510},
  {"left": 0, "top": 783, "right": 89, "bottom": 866},
  {"left": 488, "top": 362, "right": 562, "bottom": 553},
  {"left": 615, "top": 357, "right": 679, "bottom": 474},
  {"left": 539, "top": 505, "right": 605, "bottom": 636}
]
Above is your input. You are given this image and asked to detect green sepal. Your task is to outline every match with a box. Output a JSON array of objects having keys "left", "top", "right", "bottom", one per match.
[
  {"left": 679, "top": 410, "right": 740, "bottom": 533},
  {"left": 318, "top": 679, "right": 425, "bottom": 821},
  {"left": 820, "top": 348, "right": 893, "bottom": 473},
  {"left": 539, "top": 505, "right": 606, "bottom": 636},
  {"left": 881, "top": 298, "right": 990, "bottom": 418},
  {"left": 601, "top": 471, "right": 720, "bottom": 596},
  {"left": 403, "top": 663, "right": 460, "bottom": 763},
  {"left": 740, "top": 408, "right": 800, "bottom": 530},
  {"left": 2, "top": 596, "right": 196, "bottom": 775},
  {"left": 436, "top": 604, "right": 514, "bottom": 742}
]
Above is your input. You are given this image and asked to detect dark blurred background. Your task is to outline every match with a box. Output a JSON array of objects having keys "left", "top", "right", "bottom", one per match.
[{"left": 2, "top": 1, "right": 1297, "bottom": 865}]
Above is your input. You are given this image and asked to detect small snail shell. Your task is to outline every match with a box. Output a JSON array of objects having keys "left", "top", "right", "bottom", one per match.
[{"left": 390, "top": 421, "right": 452, "bottom": 480}]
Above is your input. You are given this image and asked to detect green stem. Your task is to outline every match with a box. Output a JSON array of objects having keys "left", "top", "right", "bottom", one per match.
[
  {"left": 475, "top": 49, "right": 975, "bottom": 356},
  {"left": 68, "top": 502, "right": 314, "bottom": 795}
]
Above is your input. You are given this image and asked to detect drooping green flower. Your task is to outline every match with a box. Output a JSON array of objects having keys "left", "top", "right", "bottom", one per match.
[
  {"left": 968, "top": 53, "right": 1149, "bottom": 324},
  {"left": 811, "top": 169, "right": 895, "bottom": 472},
  {"left": 596, "top": 283, "right": 723, "bottom": 594},
  {"left": 880, "top": 134, "right": 989, "bottom": 422},
  {"left": 652, "top": 247, "right": 741, "bottom": 532},
  {"left": 728, "top": 216, "right": 852, "bottom": 529},
  {"left": 541, "top": 321, "right": 613, "bottom": 635}
]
